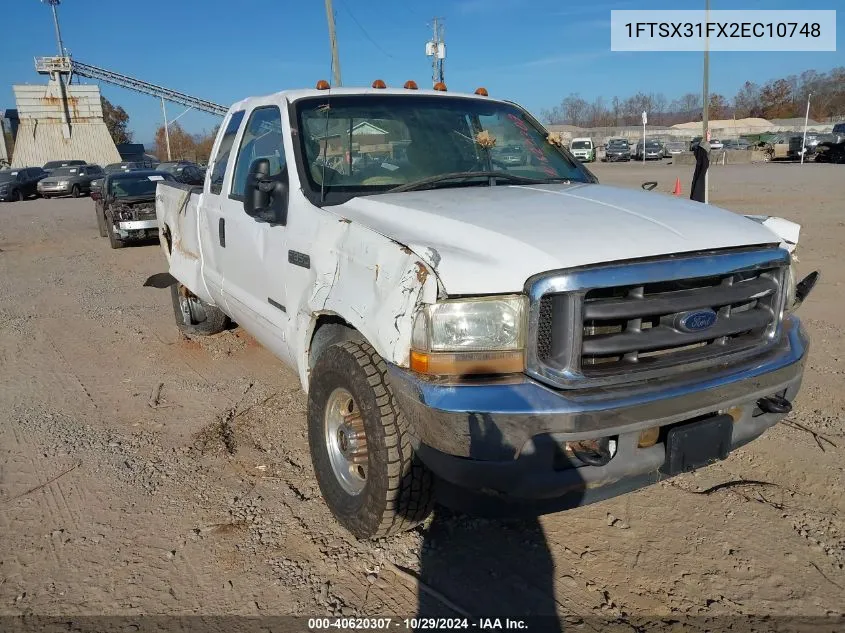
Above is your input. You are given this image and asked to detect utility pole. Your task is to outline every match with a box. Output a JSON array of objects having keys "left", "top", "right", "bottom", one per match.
[
  {"left": 43, "top": 0, "right": 66, "bottom": 57},
  {"left": 702, "top": 0, "right": 710, "bottom": 204},
  {"left": 426, "top": 18, "right": 446, "bottom": 87},
  {"left": 324, "top": 0, "right": 342, "bottom": 87},
  {"left": 161, "top": 98, "right": 172, "bottom": 161}
]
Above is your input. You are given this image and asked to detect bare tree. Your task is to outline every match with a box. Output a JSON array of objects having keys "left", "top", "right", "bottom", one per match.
[
  {"left": 651, "top": 93, "right": 667, "bottom": 125},
  {"left": 733, "top": 81, "right": 761, "bottom": 118},
  {"left": 561, "top": 94, "right": 589, "bottom": 126}
]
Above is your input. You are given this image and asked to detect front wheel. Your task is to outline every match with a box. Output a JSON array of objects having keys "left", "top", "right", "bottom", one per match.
[
  {"left": 71, "top": 184, "right": 80, "bottom": 198},
  {"left": 13, "top": 189, "right": 24, "bottom": 202},
  {"left": 308, "top": 341, "right": 434, "bottom": 539},
  {"left": 95, "top": 206, "right": 107, "bottom": 237},
  {"left": 106, "top": 218, "right": 124, "bottom": 249},
  {"left": 170, "top": 283, "right": 229, "bottom": 335}
]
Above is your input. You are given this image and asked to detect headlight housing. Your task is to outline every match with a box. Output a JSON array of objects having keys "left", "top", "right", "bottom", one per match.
[
  {"left": 784, "top": 260, "right": 797, "bottom": 314},
  {"left": 57, "top": 181, "right": 69, "bottom": 187},
  {"left": 410, "top": 295, "right": 527, "bottom": 376}
]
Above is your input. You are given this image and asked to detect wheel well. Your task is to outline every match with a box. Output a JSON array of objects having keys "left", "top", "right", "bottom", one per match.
[{"left": 308, "top": 315, "right": 363, "bottom": 371}]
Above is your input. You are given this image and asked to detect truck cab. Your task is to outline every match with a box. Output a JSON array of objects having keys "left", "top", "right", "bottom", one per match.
[{"left": 155, "top": 81, "right": 816, "bottom": 539}]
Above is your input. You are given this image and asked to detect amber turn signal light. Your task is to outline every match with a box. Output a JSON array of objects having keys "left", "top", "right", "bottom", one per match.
[
  {"left": 638, "top": 426, "right": 660, "bottom": 448},
  {"left": 372, "top": 79, "right": 386, "bottom": 89},
  {"left": 433, "top": 82, "right": 447, "bottom": 92},
  {"left": 474, "top": 87, "right": 488, "bottom": 96},
  {"left": 410, "top": 350, "right": 524, "bottom": 376},
  {"left": 315, "top": 80, "right": 330, "bottom": 90},
  {"left": 404, "top": 80, "right": 418, "bottom": 90}
]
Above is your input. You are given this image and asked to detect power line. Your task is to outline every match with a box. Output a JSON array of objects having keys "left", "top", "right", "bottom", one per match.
[{"left": 338, "top": 0, "right": 395, "bottom": 59}]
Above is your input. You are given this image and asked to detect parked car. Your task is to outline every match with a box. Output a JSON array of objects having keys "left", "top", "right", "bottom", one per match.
[
  {"left": 709, "top": 139, "right": 724, "bottom": 151},
  {"left": 492, "top": 144, "right": 527, "bottom": 166},
  {"left": 104, "top": 161, "right": 149, "bottom": 174},
  {"left": 42, "top": 159, "right": 87, "bottom": 175},
  {"left": 787, "top": 134, "right": 829, "bottom": 160},
  {"left": 722, "top": 139, "right": 753, "bottom": 151},
  {"left": 96, "top": 170, "right": 176, "bottom": 248},
  {"left": 0, "top": 167, "right": 48, "bottom": 201},
  {"left": 634, "top": 139, "right": 663, "bottom": 160},
  {"left": 603, "top": 138, "right": 631, "bottom": 162},
  {"left": 37, "top": 164, "right": 104, "bottom": 198},
  {"left": 152, "top": 84, "right": 817, "bottom": 539},
  {"left": 569, "top": 138, "right": 595, "bottom": 162},
  {"left": 813, "top": 135, "right": 845, "bottom": 164},
  {"left": 156, "top": 161, "right": 207, "bottom": 185},
  {"left": 662, "top": 141, "right": 687, "bottom": 157}
]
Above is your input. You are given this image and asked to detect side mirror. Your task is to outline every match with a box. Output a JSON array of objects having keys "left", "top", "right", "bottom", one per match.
[
  {"left": 794, "top": 271, "right": 820, "bottom": 308},
  {"left": 244, "top": 158, "right": 288, "bottom": 224}
]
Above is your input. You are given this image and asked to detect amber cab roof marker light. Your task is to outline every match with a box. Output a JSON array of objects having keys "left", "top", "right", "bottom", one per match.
[
  {"left": 315, "top": 80, "right": 330, "bottom": 90},
  {"left": 372, "top": 79, "right": 387, "bottom": 89},
  {"left": 474, "top": 87, "right": 489, "bottom": 96},
  {"left": 433, "top": 82, "right": 447, "bottom": 92},
  {"left": 404, "top": 80, "right": 419, "bottom": 90}
]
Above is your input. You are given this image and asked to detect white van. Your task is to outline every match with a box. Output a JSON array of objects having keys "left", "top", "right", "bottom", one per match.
[{"left": 569, "top": 137, "right": 595, "bottom": 162}]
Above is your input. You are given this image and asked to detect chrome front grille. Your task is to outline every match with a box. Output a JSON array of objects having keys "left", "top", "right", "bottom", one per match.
[{"left": 527, "top": 248, "right": 790, "bottom": 389}]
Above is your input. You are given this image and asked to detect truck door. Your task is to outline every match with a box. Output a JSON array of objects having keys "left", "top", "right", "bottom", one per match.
[
  {"left": 217, "top": 104, "right": 290, "bottom": 358},
  {"left": 201, "top": 109, "right": 245, "bottom": 307}
]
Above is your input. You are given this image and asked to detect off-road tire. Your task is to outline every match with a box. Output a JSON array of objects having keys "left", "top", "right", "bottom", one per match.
[
  {"left": 106, "top": 218, "right": 124, "bottom": 249},
  {"left": 71, "top": 184, "right": 80, "bottom": 198},
  {"left": 308, "top": 341, "right": 434, "bottom": 539},
  {"left": 170, "top": 283, "right": 229, "bottom": 335}
]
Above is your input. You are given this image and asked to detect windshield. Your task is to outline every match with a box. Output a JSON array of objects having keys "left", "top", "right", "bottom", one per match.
[
  {"left": 296, "top": 95, "right": 591, "bottom": 203},
  {"left": 50, "top": 167, "right": 80, "bottom": 177},
  {"left": 570, "top": 141, "right": 592, "bottom": 149},
  {"left": 607, "top": 140, "right": 628, "bottom": 148},
  {"left": 0, "top": 170, "right": 19, "bottom": 183},
  {"left": 108, "top": 174, "right": 169, "bottom": 197}
]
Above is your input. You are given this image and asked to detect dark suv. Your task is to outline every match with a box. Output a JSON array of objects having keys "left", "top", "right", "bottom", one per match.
[{"left": 0, "top": 167, "right": 48, "bottom": 202}]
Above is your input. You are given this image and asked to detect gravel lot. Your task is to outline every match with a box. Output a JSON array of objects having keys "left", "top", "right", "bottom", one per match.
[{"left": 1, "top": 162, "right": 843, "bottom": 630}]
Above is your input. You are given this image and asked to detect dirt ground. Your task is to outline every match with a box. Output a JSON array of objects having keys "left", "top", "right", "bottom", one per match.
[{"left": 1, "top": 162, "right": 843, "bottom": 631}]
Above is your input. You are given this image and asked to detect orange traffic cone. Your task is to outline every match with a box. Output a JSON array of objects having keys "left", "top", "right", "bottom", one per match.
[{"left": 673, "top": 177, "right": 682, "bottom": 196}]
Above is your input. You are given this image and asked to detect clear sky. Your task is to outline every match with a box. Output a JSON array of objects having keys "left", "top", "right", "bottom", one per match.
[{"left": 2, "top": 0, "right": 842, "bottom": 145}]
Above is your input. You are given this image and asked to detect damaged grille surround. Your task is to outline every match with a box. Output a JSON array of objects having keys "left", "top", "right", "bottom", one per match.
[
  {"left": 112, "top": 201, "right": 156, "bottom": 222},
  {"left": 526, "top": 247, "right": 791, "bottom": 390}
]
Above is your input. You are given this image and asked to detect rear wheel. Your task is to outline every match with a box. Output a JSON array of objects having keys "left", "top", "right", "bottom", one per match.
[
  {"left": 170, "top": 283, "right": 229, "bottom": 335},
  {"left": 308, "top": 341, "right": 434, "bottom": 539}
]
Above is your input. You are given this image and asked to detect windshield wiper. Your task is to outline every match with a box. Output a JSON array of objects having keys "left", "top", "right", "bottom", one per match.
[{"left": 389, "top": 171, "right": 571, "bottom": 193}]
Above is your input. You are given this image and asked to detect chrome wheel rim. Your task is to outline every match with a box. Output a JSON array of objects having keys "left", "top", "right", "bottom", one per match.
[{"left": 324, "top": 387, "right": 368, "bottom": 495}]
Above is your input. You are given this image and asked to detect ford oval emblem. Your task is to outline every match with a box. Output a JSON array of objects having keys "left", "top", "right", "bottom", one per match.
[{"left": 675, "top": 309, "right": 717, "bottom": 333}]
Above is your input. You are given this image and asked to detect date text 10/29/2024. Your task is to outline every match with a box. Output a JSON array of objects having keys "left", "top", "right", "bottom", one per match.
[{"left": 308, "top": 618, "right": 529, "bottom": 630}]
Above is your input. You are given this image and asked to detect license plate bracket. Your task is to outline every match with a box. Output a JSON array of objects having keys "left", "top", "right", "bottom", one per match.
[{"left": 660, "top": 415, "right": 733, "bottom": 476}]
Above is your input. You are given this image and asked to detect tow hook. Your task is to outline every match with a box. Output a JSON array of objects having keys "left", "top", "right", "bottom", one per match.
[
  {"left": 569, "top": 437, "right": 617, "bottom": 467},
  {"left": 757, "top": 395, "right": 793, "bottom": 415}
]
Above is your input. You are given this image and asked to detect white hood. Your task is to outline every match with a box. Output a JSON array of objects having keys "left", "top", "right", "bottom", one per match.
[{"left": 332, "top": 183, "right": 783, "bottom": 295}]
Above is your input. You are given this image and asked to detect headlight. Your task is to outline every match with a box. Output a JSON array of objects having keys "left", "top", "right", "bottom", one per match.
[
  {"left": 57, "top": 181, "right": 69, "bottom": 186},
  {"left": 410, "top": 295, "right": 527, "bottom": 376},
  {"left": 784, "top": 260, "right": 797, "bottom": 314}
]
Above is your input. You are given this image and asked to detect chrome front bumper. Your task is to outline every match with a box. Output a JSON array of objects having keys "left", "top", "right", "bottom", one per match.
[{"left": 388, "top": 317, "right": 807, "bottom": 504}]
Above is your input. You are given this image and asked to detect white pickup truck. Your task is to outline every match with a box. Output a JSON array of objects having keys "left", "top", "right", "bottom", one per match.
[{"left": 154, "top": 82, "right": 818, "bottom": 539}]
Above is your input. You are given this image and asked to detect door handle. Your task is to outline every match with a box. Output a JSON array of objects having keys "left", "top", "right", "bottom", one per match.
[{"left": 219, "top": 218, "right": 226, "bottom": 247}]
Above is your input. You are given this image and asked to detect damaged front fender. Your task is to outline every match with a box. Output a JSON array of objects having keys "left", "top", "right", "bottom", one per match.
[{"left": 293, "top": 220, "right": 438, "bottom": 390}]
